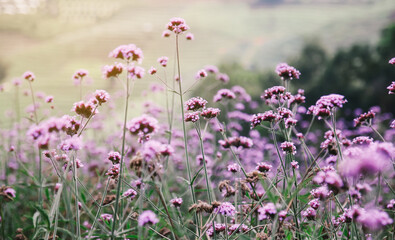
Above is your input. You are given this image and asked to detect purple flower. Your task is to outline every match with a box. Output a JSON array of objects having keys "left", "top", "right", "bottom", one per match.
[
  {"left": 357, "top": 208, "right": 393, "bottom": 231},
  {"left": 138, "top": 210, "right": 159, "bottom": 226},
  {"left": 389, "top": 57, "right": 395, "bottom": 65},
  {"left": 107, "top": 151, "right": 121, "bottom": 164},
  {"left": 201, "top": 108, "right": 220, "bottom": 119},
  {"left": 166, "top": 17, "right": 189, "bottom": 34},
  {"left": 127, "top": 65, "right": 145, "bottom": 79},
  {"left": 216, "top": 73, "right": 230, "bottom": 83},
  {"left": 106, "top": 164, "right": 120, "bottom": 179},
  {"left": 4, "top": 187, "right": 16, "bottom": 198},
  {"left": 195, "top": 69, "right": 207, "bottom": 80},
  {"left": 387, "top": 81, "right": 395, "bottom": 94},
  {"left": 219, "top": 136, "right": 253, "bottom": 149},
  {"left": 216, "top": 202, "right": 236, "bottom": 217},
  {"left": 213, "top": 89, "right": 236, "bottom": 102},
  {"left": 280, "top": 141, "right": 296, "bottom": 155},
  {"left": 250, "top": 111, "right": 280, "bottom": 128},
  {"left": 185, "top": 97, "right": 207, "bottom": 111},
  {"left": 23, "top": 71, "right": 35, "bottom": 82},
  {"left": 122, "top": 189, "right": 137, "bottom": 200},
  {"left": 102, "top": 63, "right": 123, "bottom": 79},
  {"left": 184, "top": 112, "right": 200, "bottom": 123},
  {"left": 186, "top": 33, "right": 194, "bottom": 40},
  {"left": 109, "top": 44, "right": 143, "bottom": 63},
  {"left": 59, "top": 136, "right": 82, "bottom": 152},
  {"left": 227, "top": 163, "right": 240, "bottom": 173},
  {"left": 275, "top": 63, "right": 301, "bottom": 80},
  {"left": 258, "top": 203, "right": 277, "bottom": 220},
  {"left": 291, "top": 161, "right": 299, "bottom": 169},
  {"left": 256, "top": 162, "right": 272, "bottom": 173},
  {"left": 127, "top": 115, "right": 159, "bottom": 137},
  {"left": 308, "top": 199, "right": 320, "bottom": 210},
  {"left": 352, "top": 136, "right": 373, "bottom": 145},
  {"left": 100, "top": 214, "right": 113, "bottom": 222},
  {"left": 308, "top": 94, "right": 347, "bottom": 118},
  {"left": 302, "top": 207, "right": 316, "bottom": 220},
  {"left": 170, "top": 198, "right": 183, "bottom": 208}
]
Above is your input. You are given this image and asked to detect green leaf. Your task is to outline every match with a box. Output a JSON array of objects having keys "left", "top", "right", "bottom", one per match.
[
  {"left": 32, "top": 211, "right": 40, "bottom": 228},
  {"left": 34, "top": 205, "right": 50, "bottom": 229},
  {"left": 190, "top": 166, "right": 204, "bottom": 185}
]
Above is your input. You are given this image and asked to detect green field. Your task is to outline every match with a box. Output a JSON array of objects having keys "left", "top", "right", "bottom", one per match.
[{"left": 0, "top": 0, "right": 394, "bottom": 122}]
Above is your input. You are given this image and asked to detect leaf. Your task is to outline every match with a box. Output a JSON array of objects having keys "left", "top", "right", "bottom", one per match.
[
  {"left": 33, "top": 211, "right": 40, "bottom": 228},
  {"left": 34, "top": 205, "right": 50, "bottom": 229},
  {"left": 190, "top": 166, "right": 204, "bottom": 185},
  {"left": 176, "top": 176, "right": 190, "bottom": 186}
]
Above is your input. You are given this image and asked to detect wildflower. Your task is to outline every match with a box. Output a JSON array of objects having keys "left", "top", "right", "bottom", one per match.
[
  {"left": 291, "top": 161, "right": 299, "bottom": 169},
  {"left": 213, "top": 89, "right": 236, "bottom": 102},
  {"left": 13, "top": 78, "right": 22, "bottom": 86},
  {"left": 387, "top": 199, "right": 395, "bottom": 209},
  {"left": 23, "top": 71, "right": 35, "bottom": 82},
  {"left": 302, "top": 207, "right": 316, "bottom": 220},
  {"left": 201, "top": 108, "right": 221, "bottom": 119},
  {"left": 185, "top": 97, "right": 207, "bottom": 111},
  {"left": 166, "top": 17, "right": 189, "bottom": 34},
  {"left": 127, "top": 65, "right": 145, "bottom": 79},
  {"left": 228, "top": 224, "right": 249, "bottom": 235},
  {"left": 54, "top": 183, "right": 62, "bottom": 193},
  {"left": 107, "top": 151, "right": 121, "bottom": 164},
  {"left": 157, "top": 56, "right": 168, "bottom": 67},
  {"left": 227, "top": 163, "right": 240, "bottom": 173},
  {"left": 357, "top": 208, "right": 393, "bottom": 231},
  {"left": 73, "top": 69, "right": 89, "bottom": 85},
  {"left": 387, "top": 81, "right": 395, "bottom": 94},
  {"left": 219, "top": 136, "right": 253, "bottom": 149},
  {"left": 195, "top": 69, "right": 207, "bottom": 80},
  {"left": 285, "top": 118, "right": 297, "bottom": 128},
  {"left": 262, "top": 86, "right": 292, "bottom": 105},
  {"left": 204, "top": 65, "right": 219, "bottom": 74},
  {"left": 215, "top": 202, "right": 236, "bottom": 217},
  {"left": 390, "top": 120, "right": 395, "bottom": 129},
  {"left": 63, "top": 158, "right": 84, "bottom": 171},
  {"left": 389, "top": 57, "right": 395, "bottom": 65},
  {"left": 340, "top": 142, "right": 394, "bottom": 178},
  {"left": 148, "top": 67, "right": 157, "bottom": 75},
  {"left": 109, "top": 44, "right": 144, "bottom": 63},
  {"left": 72, "top": 101, "right": 97, "bottom": 118},
  {"left": 308, "top": 94, "right": 347, "bottom": 118},
  {"left": 313, "top": 170, "right": 343, "bottom": 194},
  {"left": 352, "top": 136, "right": 373, "bottom": 145},
  {"left": 162, "top": 30, "right": 171, "bottom": 37},
  {"left": 219, "top": 180, "right": 236, "bottom": 197},
  {"left": 0, "top": 186, "right": 16, "bottom": 201},
  {"left": 250, "top": 111, "right": 279, "bottom": 128},
  {"left": 170, "top": 198, "right": 183, "bottom": 208},
  {"left": 106, "top": 164, "right": 120, "bottom": 179},
  {"left": 100, "top": 214, "right": 113, "bottom": 222},
  {"left": 310, "top": 186, "right": 332, "bottom": 200},
  {"left": 186, "top": 33, "right": 194, "bottom": 40},
  {"left": 45, "top": 96, "right": 54, "bottom": 103},
  {"left": 138, "top": 210, "right": 159, "bottom": 226},
  {"left": 353, "top": 110, "right": 375, "bottom": 127},
  {"left": 308, "top": 199, "right": 320, "bottom": 209},
  {"left": 216, "top": 73, "right": 230, "bottom": 83},
  {"left": 256, "top": 162, "right": 272, "bottom": 173},
  {"left": 184, "top": 112, "right": 200, "bottom": 123},
  {"left": 258, "top": 203, "right": 277, "bottom": 220},
  {"left": 102, "top": 63, "right": 123, "bottom": 79},
  {"left": 280, "top": 141, "right": 296, "bottom": 155},
  {"left": 290, "top": 89, "right": 306, "bottom": 104},
  {"left": 59, "top": 136, "right": 82, "bottom": 151},
  {"left": 127, "top": 115, "right": 159, "bottom": 137},
  {"left": 275, "top": 63, "right": 301, "bottom": 80},
  {"left": 94, "top": 90, "right": 110, "bottom": 105},
  {"left": 206, "top": 223, "right": 226, "bottom": 237},
  {"left": 122, "top": 189, "right": 137, "bottom": 200}
]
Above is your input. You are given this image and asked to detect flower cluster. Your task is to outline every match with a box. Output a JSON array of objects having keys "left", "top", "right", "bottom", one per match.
[
  {"left": 213, "top": 89, "right": 236, "bottom": 102},
  {"left": 219, "top": 136, "right": 253, "bottom": 149},
  {"left": 109, "top": 44, "right": 143, "bottom": 63},
  {"left": 308, "top": 94, "right": 347, "bottom": 118},
  {"left": 166, "top": 17, "right": 189, "bottom": 34},
  {"left": 185, "top": 97, "right": 207, "bottom": 111},
  {"left": 280, "top": 141, "right": 296, "bottom": 155},
  {"left": 353, "top": 110, "right": 375, "bottom": 127},
  {"left": 275, "top": 63, "right": 301, "bottom": 80}
]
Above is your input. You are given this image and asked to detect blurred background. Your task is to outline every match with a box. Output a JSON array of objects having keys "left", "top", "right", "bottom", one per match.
[{"left": 0, "top": 0, "right": 395, "bottom": 123}]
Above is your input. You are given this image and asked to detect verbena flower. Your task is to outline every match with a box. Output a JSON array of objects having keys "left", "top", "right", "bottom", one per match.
[
  {"left": 219, "top": 136, "right": 253, "bottom": 149},
  {"left": 357, "top": 208, "right": 393, "bottom": 231},
  {"left": 166, "top": 17, "right": 189, "bottom": 34},
  {"left": 122, "top": 189, "right": 137, "bottom": 200},
  {"left": 157, "top": 56, "right": 168, "bottom": 67},
  {"left": 308, "top": 94, "right": 347, "bottom": 118},
  {"left": 258, "top": 203, "right": 277, "bottom": 220},
  {"left": 213, "top": 89, "right": 236, "bottom": 102},
  {"left": 280, "top": 141, "right": 296, "bottom": 155},
  {"left": 23, "top": 71, "right": 35, "bottom": 82},
  {"left": 106, "top": 164, "right": 120, "bottom": 179},
  {"left": 387, "top": 81, "right": 395, "bottom": 94},
  {"left": 148, "top": 66, "right": 157, "bottom": 75},
  {"left": 109, "top": 44, "right": 143, "bottom": 63},
  {"left": 195, "top": 69, "right": 207, "bottom": 80},
  {"left": 102, "top": 63, "right": 123, "bottom": 79},
  {"left": 127, "top": 115, "right": 159, "bottom": 137},
  {"left": 354, "top": 110, "right": 375, "bottom": 127},
  {"left": 215, "top": 202, "right": 236, "bottom": 217},
  {"left": 389, "top": 57, "right": 395, "bottom": 65},
  {"left": 201, "top": 108, "right": 220, "bottom": 119},
  {"left": 275, "top": 63, "right": 301, "bottom": 80},
  {"left": 185, "top": 97, "right": 207, "bottom": 111},
  {"left": 170, "top": 197, "right": 183, "bottom": 208},
  {"left": 256, "top": 162, "right": 272, "bottom": 173},
  {"left": 138, "top": 210, "right": 159, "bottom": 226},
  {"left": 184, "top": 112, "right": 200, "bottom": 123},
  {"left": 186, "top": 33, "right": 194, "bottom": 40},
  {"left": 107, "top": 151, "right": 121, "bottom": 164}
]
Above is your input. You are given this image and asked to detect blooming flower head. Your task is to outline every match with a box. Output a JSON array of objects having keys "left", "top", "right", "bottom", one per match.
[
  {"left": 275, "top": 63, "right": 301, "bottom": 80},
  {"left": 195, "top": 69, "right": 207, "bottom": 80},
  {"left": 215, "top": 202, "right": 236, "bottom": 217},
  {"left": 201, "top": 108, "right": 220, "bottom": 119},
  {"left": 94, "top": 90, "right": 110, "bottom": 105},
  {"left": 72, "top": 101, "right": 97, "bottom": 118},
  {"left": 0, "top": 186, "right": 16, "bottom": 201},
  {"left": 204, "top": 65, "right": 219, "bottom": 74},
  {"left": 250, "top": 111, "right": 280, "bottom": 128},
  {"left": 219, "top": 136, "right": 253, "bottom": 149},
  {"left": 73, "top": 69, "right": 89, "bottom": 85},
  {"left": 157, "top": 56, "right": 168, "bottom": 67},
  {"left": 102, "top": 63, "right": 124, "bottom": 79},
  {"left": 357, "top": 208, "right": 393, "bottom": 231},
  {"left": 308, "top": 94, "right": 347, "bottom": 118},
  {"left": 170, "top": 197, "right": 183, "bottom": 208},
  {"left": 100, "top": 214, "right": 113, "bottom": 223},
  {"left": 213, "top": 89, "right": 236, "bottom": 102},
  {"left": 291, "top": 161, "right": 299, "bottom": 169},
  {"left": 354, "top": 110, "right": 375, "bottom": 127},
  {"left": 127, "top": 65, "right": 145, "bottom": 79},
  {"left": 109, "top": 44, "right": 143, "bottom": 63},
  {"left": 387, "top": 81, "right": 395, "bottom": 94},
  {"left": 258, "top": 203, "right": 277, "bottom": 220},
  {"left": 280, "top": 141, "right": 296, "bottom": 155},
  {"left": 302, "top": 207, "right": 317, "bottom": 220},
  {"left": 148, "top": 67, "right": 157, "bottom": 75},
  {"left": 106, "top": 164, "right": 120, "bottom": 179},
  {"left": 127, "top": 114, "right": 159, "bottom": 137},
  {"left": 256, "top": 162, "right": 272, "bottom": 173},
  {"left": 122, "top": 189, "right": 137, "bottom": 200},
  {"left": 23, "top": 71, "right": 35, "bottom": 82},
  {"left": 184, "top": 112, "right": 200, "bottom": 123},
  {"left": 107, "top": 151, "right": 121, "bottom": 164},
  {"left": 162, "top": 30, "right": 171, "bottom": 37},
  {"left": 59, "top": 136, "right": 82, "bottom": 152},
  {"left": 391, "top": 119, "right": 395, "bottom": 129},
  {"left": 185, "top": 97, "right": 207, "bottom": 111},
  {"left": 186, "top": 33, "right": 194, "bottom": 40},
  {"left": 227, "top": 163, "right": 240, "bottom": 173},
  {"left": 138, "top": 210, "right": 159, "bottom": 226},
  {"left": 308, "top": 199, "right": 320, "bottom": 209},
  {"left": 352, "top": 136, "right": 374, "bottom": 145},
  {"left": 216, "top": 73, "right": 230, "bottom": 83},
  {"left": 166, "top": 17, "right": 189, "bottom": 34},
  {"left": 389, "top": 57, "right": 395, "bottom": 65},
  {"left": 13, "top": 78, "right": 22, "bottom": 86}
]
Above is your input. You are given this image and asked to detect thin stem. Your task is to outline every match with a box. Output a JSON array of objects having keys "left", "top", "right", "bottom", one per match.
[
  {"left": 111, "top": 69, "right": 132, "bottom": 239},
  {"left": 88, "top": 178, "right": 110, "bottom": 239},
  {"left": 72, "top": 154, "right": 81, "bottom": 239}
]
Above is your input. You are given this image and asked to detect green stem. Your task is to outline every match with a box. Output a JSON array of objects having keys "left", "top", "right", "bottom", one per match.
[{"left": 88, "top": 178, "right": 110, "bottom": 239}]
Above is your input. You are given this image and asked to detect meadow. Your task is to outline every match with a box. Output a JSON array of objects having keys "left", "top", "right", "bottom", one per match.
[{"left": 1, "top": 1, "right": 395, "bottom": 239}]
